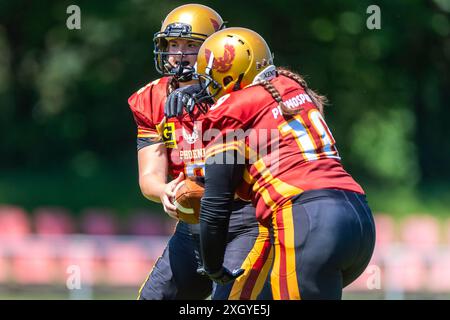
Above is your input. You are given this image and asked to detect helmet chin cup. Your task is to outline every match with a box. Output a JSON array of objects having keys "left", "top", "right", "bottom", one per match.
[{"left": 173, "top": 62, "right": 195, "bottom": 82}]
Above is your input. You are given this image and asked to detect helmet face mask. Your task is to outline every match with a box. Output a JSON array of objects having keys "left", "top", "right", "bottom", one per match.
[
  {"left": 155, "top": 22, "right": 208, "bottom": 43},
  {"left": 154, "top": 22, "right": 207, "bottom": 77},
  {"left": 157, "top": 50, "right": 199, "bottom": 82},
  {"left": 198, "top": 73, "right": 221, "bottom": 99},
  {"left": 182, "top": 72, "right": 220, "bottom": 114},
  {"left": 153, "top": 4, "right": 224, "bottom": 81}
]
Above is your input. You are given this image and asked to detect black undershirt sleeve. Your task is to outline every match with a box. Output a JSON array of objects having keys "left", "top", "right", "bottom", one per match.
[
  {"left": 137, "top": 137, "right": 163, "bottom": 151},
  {"left": 199, "top": 149, "right": 245, "bottom": 274}
]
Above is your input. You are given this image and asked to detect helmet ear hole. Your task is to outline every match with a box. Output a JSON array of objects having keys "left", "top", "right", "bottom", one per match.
[{"left": 223, "top": 76, "right": 233, "bottom": 86}]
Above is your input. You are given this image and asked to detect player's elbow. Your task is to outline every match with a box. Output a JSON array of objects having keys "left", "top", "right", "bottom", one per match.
[
  {"left": 139, "top": 175, "right": 163, "bottom": 203},
  {"left": 141, "top": 190, "right": 161, "bottom": 203}
]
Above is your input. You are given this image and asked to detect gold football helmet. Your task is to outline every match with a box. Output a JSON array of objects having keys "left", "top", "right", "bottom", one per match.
[
  {"left": 195, "top": 27, "right": 274, "bottom": 101},
  {"left": 154, "top": 4, "right": 225, "bottom": 77}
]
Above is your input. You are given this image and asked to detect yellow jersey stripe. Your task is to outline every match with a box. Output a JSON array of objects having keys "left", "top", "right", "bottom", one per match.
[
  {"left": 270, "top": 212, "right": 282, "bottom": 300},
  {"left": 228, "top": 224, "right": 270, "bottom": 300},
  {"left": 281, "top": 202, "right": 301, "bottom": 299},
  {"left": 250, "top": 227, "right": 274, "bottom": 300}
]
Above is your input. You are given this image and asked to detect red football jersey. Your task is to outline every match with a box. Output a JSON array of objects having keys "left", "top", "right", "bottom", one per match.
[
  {"left": 128, "top": 77, "right": 206, "bottom": 179},
  {"left": 203, "top": 75, "right": 364, "bottom": 223}
]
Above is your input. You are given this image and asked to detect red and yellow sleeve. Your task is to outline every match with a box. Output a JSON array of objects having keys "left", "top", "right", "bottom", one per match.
[{"left": 128, "top": 79, "right": 167, "bottom": 142}]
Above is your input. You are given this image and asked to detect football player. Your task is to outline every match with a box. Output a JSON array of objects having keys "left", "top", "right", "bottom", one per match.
[
  {"left": 128, "top": 5, "right": 272, "bottom": 300},
  {"left": 169, "top": 27, "right": 376, "bottom": 299}
]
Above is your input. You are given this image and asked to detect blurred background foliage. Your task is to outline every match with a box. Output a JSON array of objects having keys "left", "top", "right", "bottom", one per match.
[{"left": 0, "top": 0, "right": 449, "bottom": 217}]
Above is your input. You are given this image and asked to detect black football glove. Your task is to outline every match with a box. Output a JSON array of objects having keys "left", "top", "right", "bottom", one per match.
[
  {"left": 197, "top": 266, "right": 245, "bottom": 285},
  {"left": 164, "top": 84, "right": 203, "bottom": 118}
]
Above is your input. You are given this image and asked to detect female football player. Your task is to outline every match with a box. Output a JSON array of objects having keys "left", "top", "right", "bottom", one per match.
[
  {"left": 172, "top": 27, "right": 376, "bottom": 299},
  {"left": 128, "top": 5, "right": 271, "bottom": 300}
]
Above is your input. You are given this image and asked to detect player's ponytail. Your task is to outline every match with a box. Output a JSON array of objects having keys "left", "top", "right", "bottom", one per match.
[
  {"left": 254, "top": 79, "right": 292, "bottom": 115},
  {"left": 277, "top": 68, "right": 327, "bottom": 116},
  {"left": 167, "top": 77, "right": 178, "bottom": 96},
  {"left": 256, "top": 68, "right": 327, "bottom": 116}
]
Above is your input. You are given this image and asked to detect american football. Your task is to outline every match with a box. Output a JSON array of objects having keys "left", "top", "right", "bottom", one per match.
[{"left": 174, "top": 179, "right": 204, "bottom": 224}]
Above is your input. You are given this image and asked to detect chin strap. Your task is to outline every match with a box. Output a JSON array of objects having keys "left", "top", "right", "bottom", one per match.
[
  {"left": 172, "top": 61, "right": 195, "bottom": 82},
  {"left": 233, "top": 73, "right": 245, "bottom": 91}
]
